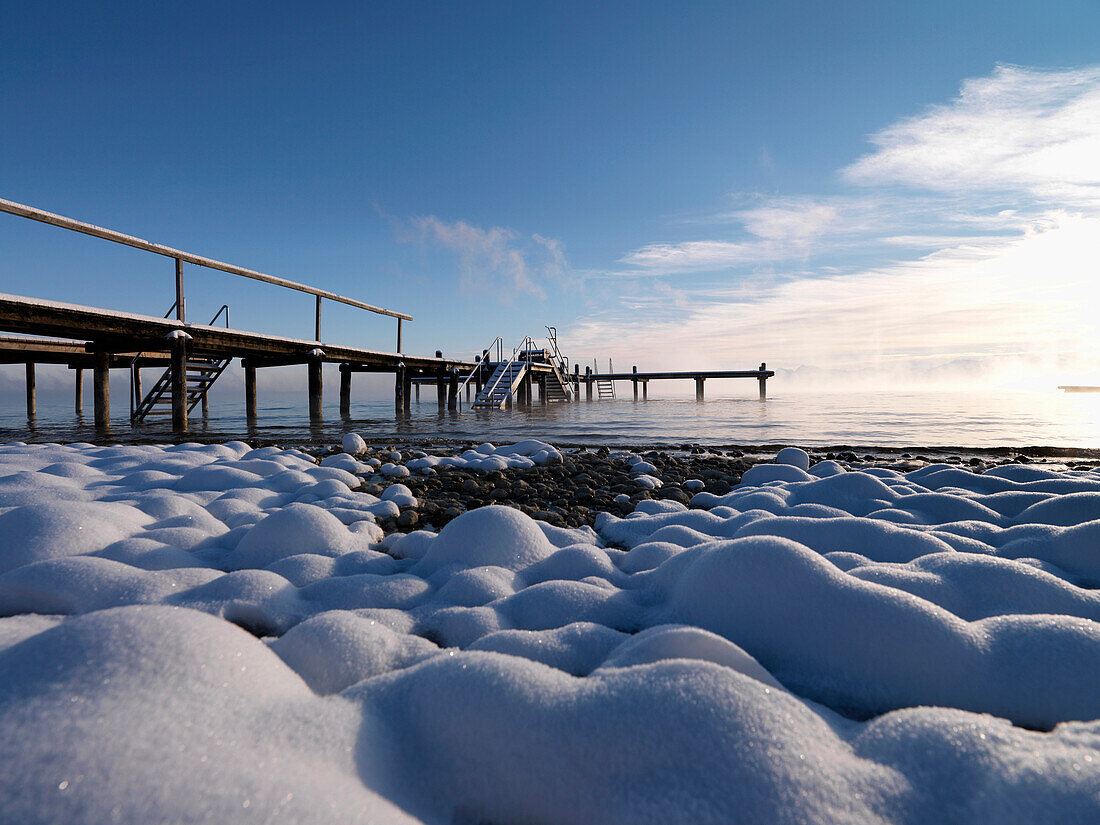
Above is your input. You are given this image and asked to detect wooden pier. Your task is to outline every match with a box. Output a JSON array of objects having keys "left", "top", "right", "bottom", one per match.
[
  {"left": 0, "top": 198, "right": 476, "bottom": 431},
  {"left": 576, "top": 363, "right": 775, "bottom": 400},
  {"left": 2, "top": 197, "right": 774, "bottom": 430}
]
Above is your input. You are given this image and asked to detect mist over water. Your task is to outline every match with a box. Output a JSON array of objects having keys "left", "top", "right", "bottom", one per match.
[{"left": 3, "top": 390, "right": 1100, "bottom": 450}]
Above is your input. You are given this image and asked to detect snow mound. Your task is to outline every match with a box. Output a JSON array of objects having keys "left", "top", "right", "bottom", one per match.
[{"left": 2, "top": 441, "right": 1100, "bottom": 822}]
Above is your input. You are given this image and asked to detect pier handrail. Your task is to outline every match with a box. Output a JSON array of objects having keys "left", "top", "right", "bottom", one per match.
[
  {"left": 0, "top": 197, "right": 413, "bottom": 349},
  {"left": 456, "top": 335, "right": 502, "bottom": 404}
]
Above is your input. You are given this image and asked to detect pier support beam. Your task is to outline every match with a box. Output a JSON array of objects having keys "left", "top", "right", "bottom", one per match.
[
  {"left": 758, "top": 363, "right": 767, "bottom": 401},
  {"left": 340, "top": 365, "right": 351, "bottom": 418},
  {"left": 25, "top": 363, "right": 35, "bottom": 419},
  {"left": 308, "top": 353, "right": 323, "bottom": 423},
  {"left": 437, "top": 375, "right": 446, "bottom": 408},
  {"left": 395, "top": 364, "right": 406, "bottom": 410},
  {"left": 403, "top": 370, "right": 412, "bottom": 413},
  {"left": 75, "top": 368, "right": 84, "bottom": 414},
  {"left": 245, "top": 364, "right": 257, "bottom": 421},
  {"left": 573, "top": 364, "right": 580, "bottom": 399},
  {"left": 695, "top": 378, "right": 705, "bottom": 401},
  {"left": 201, "top": 391, "right": 210, "bottom": 419},
  {"left": 93, "top": 351, "right": 110, "bottom": 427},
  {"left": 171, "top": 334, "right": 188, "bottom": 432},
  {"left": 447, "top": 369, "right": 458, "bottom": 411},
  {"left": 642, "top": 381, "right": 648, "bottom": 400},
  {"left": 585, "top": 367, "right": 592, "bottom": 401},
  {"left": 632, "top": 366, "right": 638, "bottom": 401}
]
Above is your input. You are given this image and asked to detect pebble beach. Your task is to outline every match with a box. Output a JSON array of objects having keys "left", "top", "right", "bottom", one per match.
[{"left": 2, "top": 433, "right": 1100, "bottom": 822}]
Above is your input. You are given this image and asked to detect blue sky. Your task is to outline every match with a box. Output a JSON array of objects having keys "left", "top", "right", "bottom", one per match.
[{"left": 3, "top": 1, "right": 1100, "bottom": 395}]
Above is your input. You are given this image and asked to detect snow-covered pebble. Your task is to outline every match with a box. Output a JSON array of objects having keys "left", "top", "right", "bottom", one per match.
[
  {"left": 379, "top": 462, "right": 411, "bottom": 479},
  {"left": 341, "top": 432, "right": 367, "bottom": 456}
]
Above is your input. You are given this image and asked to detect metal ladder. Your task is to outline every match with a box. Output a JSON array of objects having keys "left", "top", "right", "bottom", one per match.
[
  {"left": 131, "top": 304, "right": 232, "bottom": 423},
  {"left": 596, "top": 358, "right": 615, "bottom": 399}
]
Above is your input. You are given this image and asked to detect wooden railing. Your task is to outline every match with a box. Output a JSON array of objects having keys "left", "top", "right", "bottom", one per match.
[{"left": 0, "top": 197, "right": 412, "bottom": 351}]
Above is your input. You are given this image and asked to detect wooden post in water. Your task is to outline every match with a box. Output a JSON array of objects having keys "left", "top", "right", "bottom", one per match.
[
  {"left": 133, "top": 367, "right": 142, "bottom": 410},
  {"left": 245, "top": 364, "right": 257, "bottom": 421},
  {"left": 632, "top": 366, "right": 638, "bottom": 401},
  {"left": 758, "top": 363, "right": 767, "bottom": 401},
  {"left": 307, "top": 350, "right": 324, "bottom": 423},
  {"left": 170, "top": 334, "right": 188, "bottom": 432},
  {"left": 695, "top": 378, "right": 705, "bottom": 401},
  {"left": 447, "top": 369, "right": 458, "bottom": 411},
  {"left": 539, "top": 375, "right": 548, "bottom": 405},
  {"left": 585, "top": 366, "right": 592, "bottom": 401},
  {"left": 201, "top": 390, "right": 210, "bottom": 419},
  {"left": 25, "top": 362, "right": 35, "bottom": 419},
  {"left": 339, "top": 364, "right": 351, "bottom": 418},
  {"left": 93, "top": 350, "right": 110, "bottom": 427},
  {"left": 394, "top": 363, "right": 405, "bottom": 410},
  {"left": 74, "top": 367, "right": 84, "bottom": 414},
  {"left": 573, "top": 364, "right": 580, "bottom": 398},
  {"left": 642, "top": 381, "right": 648, "bottom": 400},
  {"left": 403, "top": 369, "right": 412, "bottom": 412}
]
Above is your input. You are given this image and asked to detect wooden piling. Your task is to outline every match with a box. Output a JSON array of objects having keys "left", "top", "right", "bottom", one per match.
[
  {"left": 695, "top": 378, "right": 704, "bottom": 401},
  {"left": 170, "top": 335, "right": 188, "bottom": 432},
  {"left": 339, "top": 365, "right": 351, "bottom": 417},
  {"left": 308, "top": 353, "right": 323, "bottom": 423},
  {"left": 403, "top": 369, "right": 412, "bottom": 412},
  {"left": 133, "top": 367, "right": 142, "bottom": 409},
  {"left": 25, "top": 362, "right": 35, "bottom": 418},
  {"left": 93, "top": 350, "right": 110, "bottom": 427},
  {"left": 447, "top": 369, "right": 458, "bottom": 410},
  {"left": 74, "top": 367, "right": 83, "bottom": 414},
  {"left": 758, "top": 362, "right": 767, "bottom": 400},
  {"left": 585, "top": 367, "right": 592, "bottom": 401},
  {"left": 394, "top": 364, "right": 406, "bottom": 410},
  {"left": 245, "top": 364, "right": 257, "bottom": 421},
  {"left": 632, "top": 366, "right": 638, "bottom": 401},
  {"left": 642, "top": 381, "right": 648, "bottom": 400},
  {"left": 437, "top": 374, "right": 446, "bottom": 408}
]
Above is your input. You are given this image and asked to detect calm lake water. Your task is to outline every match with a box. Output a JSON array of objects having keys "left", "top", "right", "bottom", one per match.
[{"left": 4, "top": 389, "right": 1100, "bottom": 451}]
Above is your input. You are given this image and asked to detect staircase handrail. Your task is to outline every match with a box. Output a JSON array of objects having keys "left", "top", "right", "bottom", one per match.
[
  {"left": 478, "top": 336, "right": 534, "bottom": 403},
  {"left": 456, "top": 335, "right": 503, "bottom": 404}
]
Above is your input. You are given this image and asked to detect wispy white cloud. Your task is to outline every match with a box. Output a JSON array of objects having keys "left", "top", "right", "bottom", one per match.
[
  {"left": 401, "top": 216, "right": 566, "bottom": 299},
  {"left": 844, "top": 64, "right": 1100, "bottom": 203},
  {"left": 568, "top": 64, "right": 1100, "bottom": 385},
  {"left": 569, "top": 213, "right": 1100, "bottom": 386}
]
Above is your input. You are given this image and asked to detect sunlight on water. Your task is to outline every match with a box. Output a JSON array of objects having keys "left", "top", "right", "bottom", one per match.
[{"left": 3, "top": 390, "right": 1100, "bottom": 449}]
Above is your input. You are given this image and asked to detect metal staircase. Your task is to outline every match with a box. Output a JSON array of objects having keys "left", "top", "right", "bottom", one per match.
[
  {"left": 131, "top": 305, "right": 232, "bottom": 423},
  {"left": 544, "top": 326, "right": 576, "bottom": 402},
  {"left": 473, "top": 337, "right": 534, "bottom": 409},
  {"left": 472, "top": 329, "right": 577, "bottom": 409}
]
